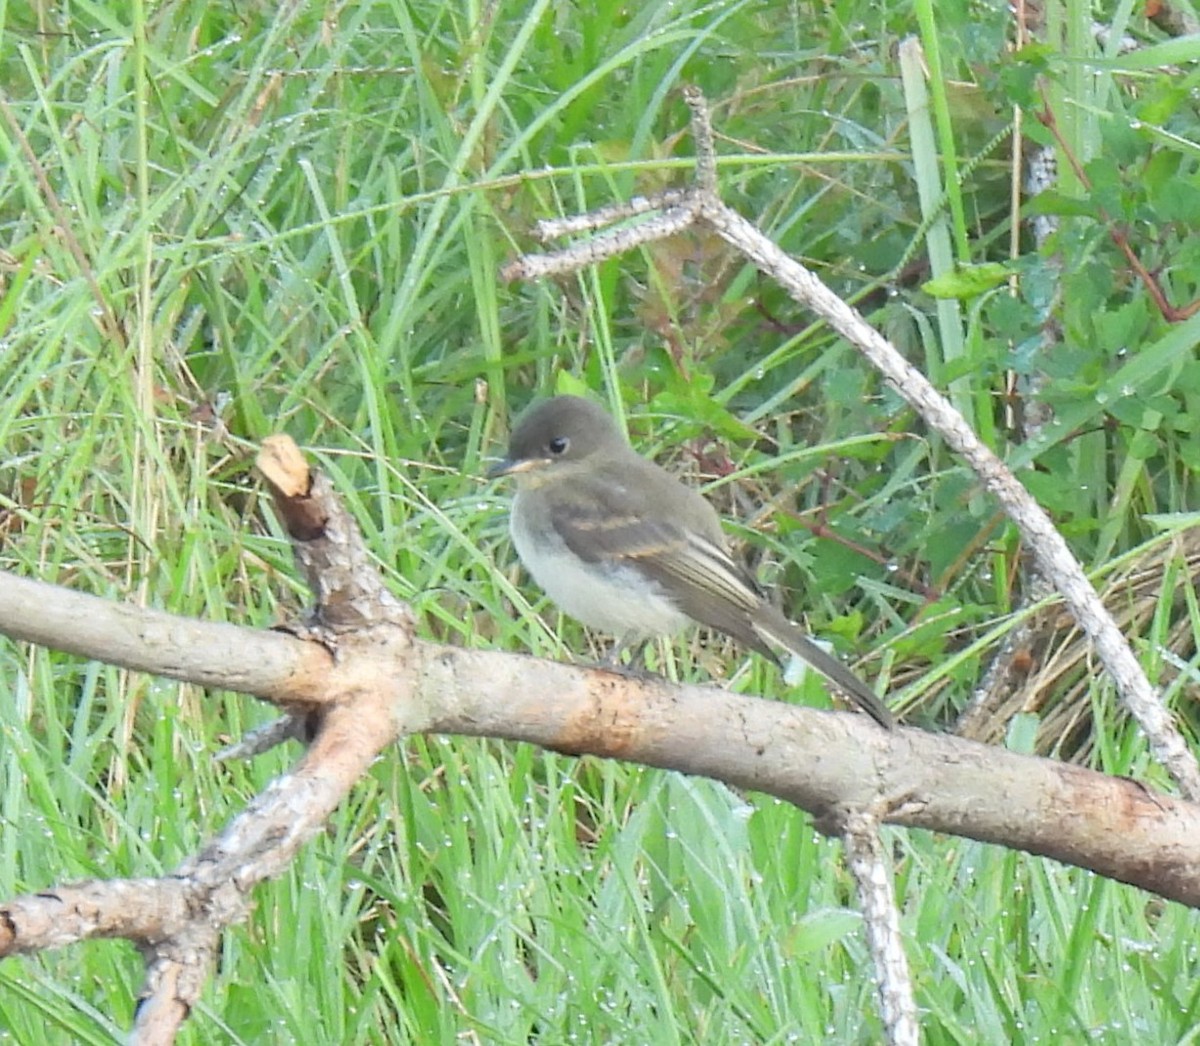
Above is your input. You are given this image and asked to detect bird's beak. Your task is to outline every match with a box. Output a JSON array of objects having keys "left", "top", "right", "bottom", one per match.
[{"left": 486, "top": 456, "right": 546, "bottom": 480}]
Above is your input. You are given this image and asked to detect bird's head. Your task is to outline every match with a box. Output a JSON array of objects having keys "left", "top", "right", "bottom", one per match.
[{"left": 487, "top": 395, "right": 624, "bottom": 485}]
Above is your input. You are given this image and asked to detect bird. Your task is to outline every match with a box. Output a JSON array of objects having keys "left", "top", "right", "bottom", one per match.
[{"left": 488, "top": 395, "right": 894, "bottom": 729}]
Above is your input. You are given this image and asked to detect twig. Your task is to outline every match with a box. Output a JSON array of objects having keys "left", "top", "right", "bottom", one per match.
[
  {"left": 534, "top": 188, "right": 692, "bottom": 238},
  {"left": 502, "top": 204, "right": 699, "bottom": 281},
  {"left": 842, "top": 811, "right": 918, "bottom": 1045}
]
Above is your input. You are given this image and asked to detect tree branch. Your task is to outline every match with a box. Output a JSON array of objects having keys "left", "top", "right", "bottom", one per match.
[{"left": 2, "top": 572, "right": 1198, "bottom": 913}]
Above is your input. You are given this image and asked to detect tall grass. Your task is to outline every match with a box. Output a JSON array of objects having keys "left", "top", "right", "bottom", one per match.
[{"left": 1, "top": 0, "right": 1198, "bottom": 1040}]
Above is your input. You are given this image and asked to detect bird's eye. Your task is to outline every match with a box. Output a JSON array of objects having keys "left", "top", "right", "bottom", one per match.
[{"left": 548, "top": 436, "right": 569, "bottom": 455}]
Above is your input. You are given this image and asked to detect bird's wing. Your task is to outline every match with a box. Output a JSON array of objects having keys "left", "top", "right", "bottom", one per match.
[
  {"left": 546, "top": 466, "right": 894, "bottom": 728},
  {"left": 546, "top": 471, "right": 771, "bottom": 654}
]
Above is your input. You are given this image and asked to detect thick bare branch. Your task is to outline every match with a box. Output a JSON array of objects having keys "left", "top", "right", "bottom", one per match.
[
  {"left": 3, "top": 575, "right": 1199, "bottom": 913},
  {"left": 0, "top": 879, "right": 192, "bottom": 955},
  {"left": 0, "top": 572, "right": 330, "bottom": 705},
  {"left": 412, "top": 645, "right": 1200, "bottom": 907}
]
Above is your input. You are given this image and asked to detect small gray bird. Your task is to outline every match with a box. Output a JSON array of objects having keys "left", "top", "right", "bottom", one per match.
[{"left": 489, "top": 395, "right": 894, "bottom": 729}]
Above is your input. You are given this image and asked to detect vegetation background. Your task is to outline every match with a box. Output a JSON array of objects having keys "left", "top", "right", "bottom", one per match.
[{"left": 2, "top": 0, "right": 1199, "bottom": 1041}]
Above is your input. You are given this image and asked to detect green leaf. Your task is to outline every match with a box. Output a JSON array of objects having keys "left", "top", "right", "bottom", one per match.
[
  {"left": 1127, "top": 429, "right": 1160, "bottom": 460},
  {"left": 554, "top": 372, "right": 595, "bottom": 398},
  {"left": 1151, "top": 176, "right": 1200, "bottom": 225},
  {"left": 922, "top": 263, "right": 1014, "bottom": 300},
  {"left": 1026, "top": 190, "right": 1098, "bottom": 218}
]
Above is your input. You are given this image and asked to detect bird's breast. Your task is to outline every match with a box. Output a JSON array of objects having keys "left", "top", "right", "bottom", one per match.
[{"left": 510, "top": 495, "right": 690, "bottom": 638}]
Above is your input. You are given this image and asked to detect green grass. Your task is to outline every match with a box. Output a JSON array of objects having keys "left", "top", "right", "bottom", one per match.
[{"left": 2, "top": 0, "right": 1200, "bottom": 1040}]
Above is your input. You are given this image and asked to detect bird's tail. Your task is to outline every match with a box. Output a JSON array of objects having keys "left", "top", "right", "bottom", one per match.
[{"left": 753, "top": 608, "right": 894, "bottom": 729}]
